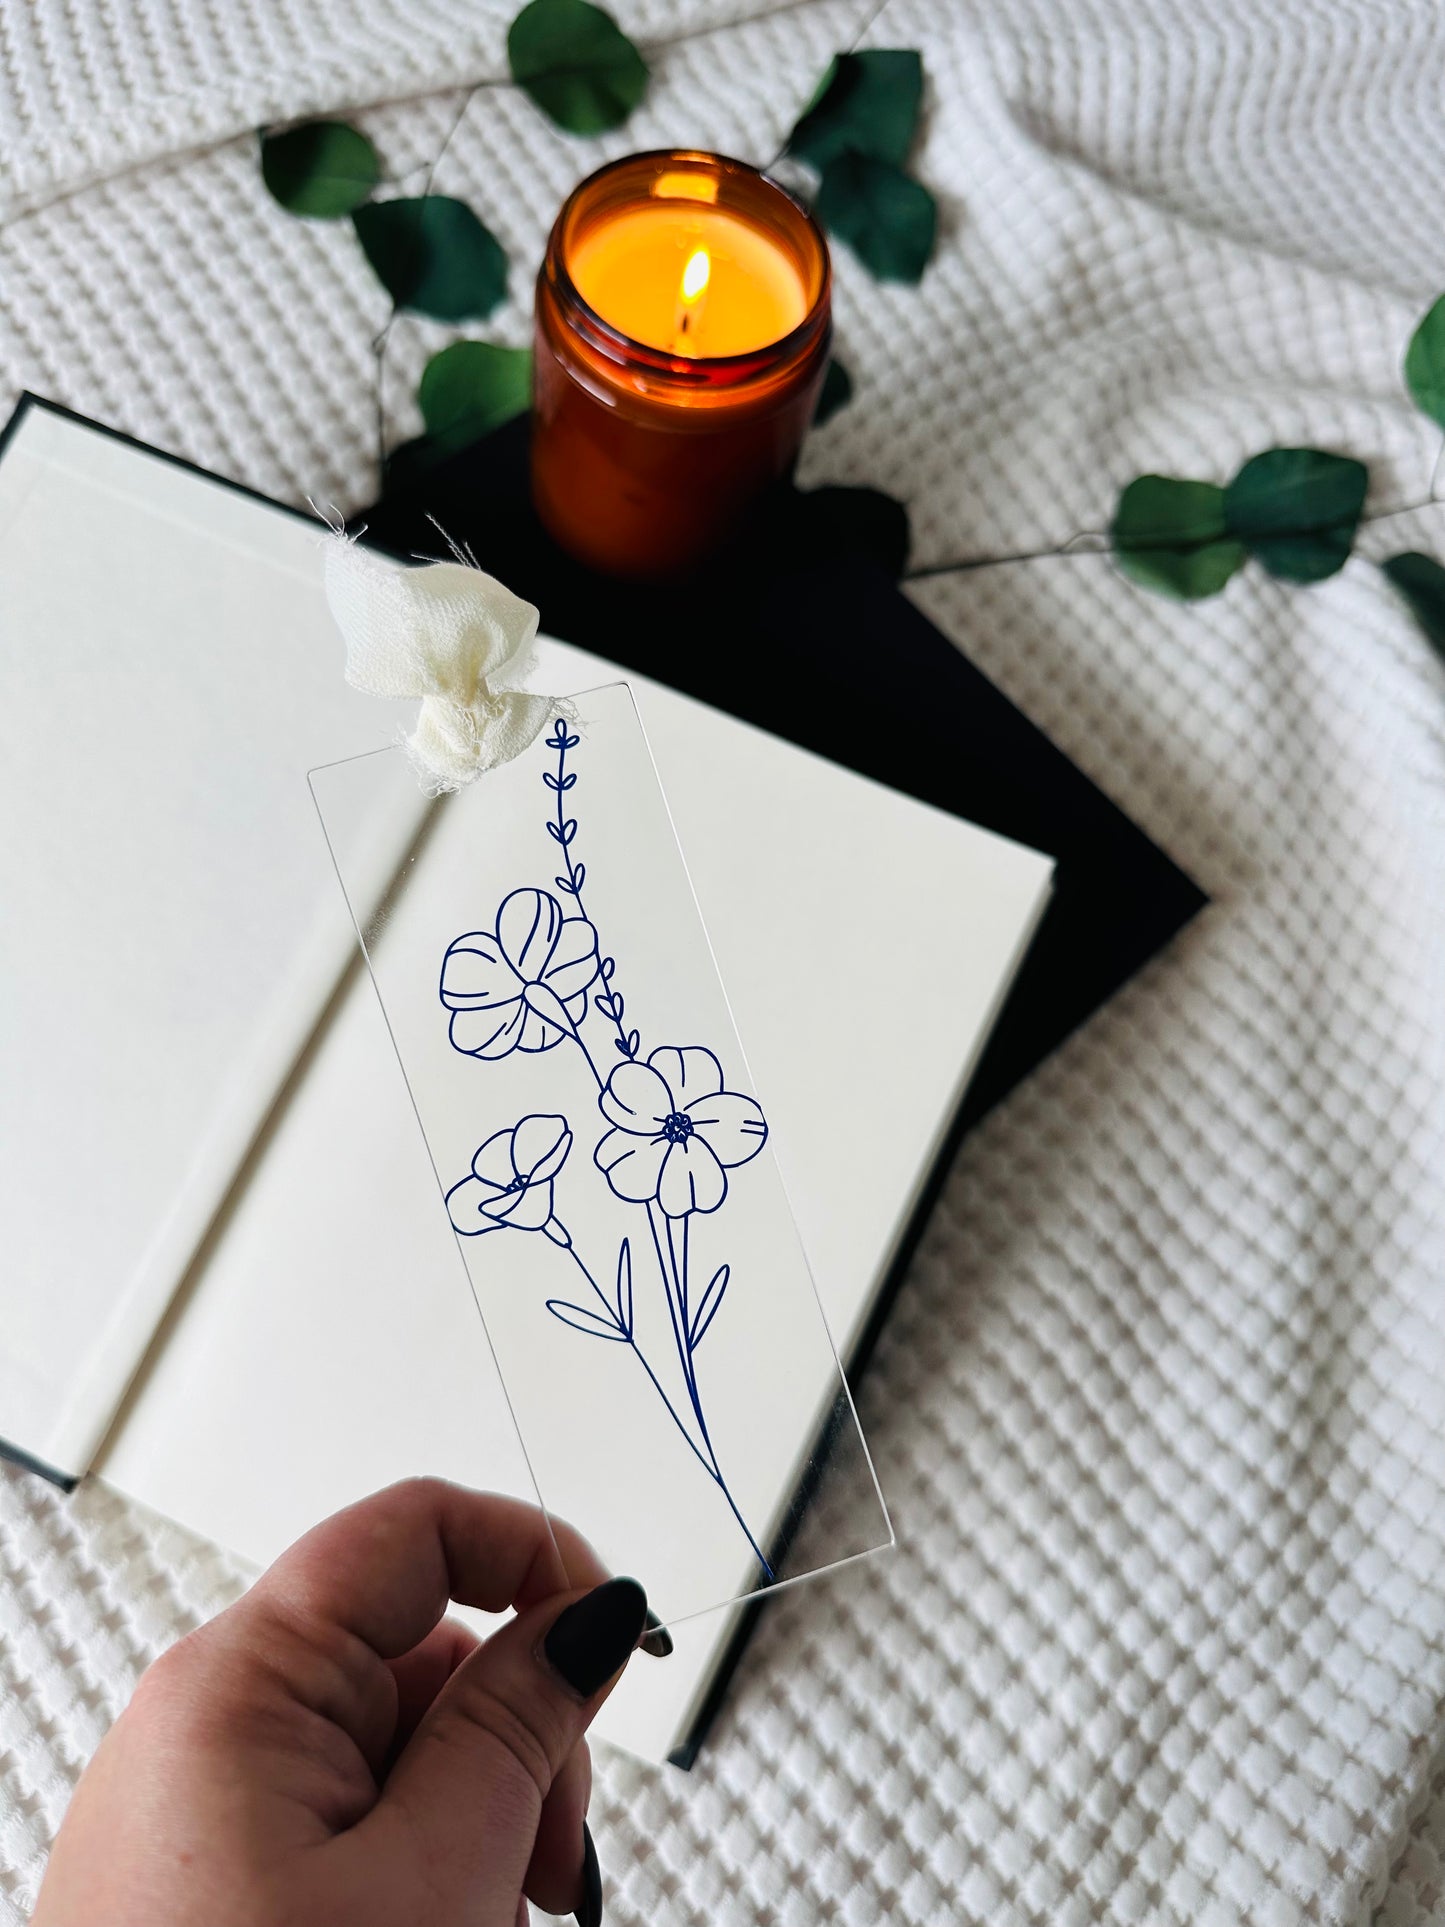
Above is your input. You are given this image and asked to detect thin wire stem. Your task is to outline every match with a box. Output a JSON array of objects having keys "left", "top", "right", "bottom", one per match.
[
  {"left": 904, "top": 493, "right": 1445, "bottom": 586},
  {"left": 371, "top": 307, "right": 397, "bottom": 476},
  {"left": 761, "top": 0, "right": 900, "bottom": 170}
]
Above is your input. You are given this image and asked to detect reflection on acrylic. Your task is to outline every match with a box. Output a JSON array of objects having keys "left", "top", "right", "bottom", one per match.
[{"left": 439, "top": 720, "right": 774, "bottom": 1577}]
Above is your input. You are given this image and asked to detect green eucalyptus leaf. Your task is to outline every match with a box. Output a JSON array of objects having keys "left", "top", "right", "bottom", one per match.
[
  {"left": 419, "top": 340, "right": 533, "bottom": 442},
  {"left": 788, "top": 50, "right": 924, "bottom": 170},
  {"left": 814, "top": 154, "right": 936, "bottom": 283},
  {"left": 352, "top": 197, "right": 507, "bottom": 322},
  {"left": 1223, "top": 447, "right": 1368, "bottom": 583},
  {"left": 814, "top": 357, "right": 853, "bottom": 425},
  {"left": 508, "top": 0, "right": 648, "bottom": 133},
  {"left": 385, "top": 343, "right": 533, "bottom": 493},
  {"left": 1380, "top": 552, "right": 1445, "bottom": 664},
  {"left": 260, "top": 121, "right": 380, "bottom": 218},
  {"left": 1111, "top": 475, "right": 1245, "bottom": 600},
  {"left": 1404, "top": 294, "right": 1445, "bottom": 428}
]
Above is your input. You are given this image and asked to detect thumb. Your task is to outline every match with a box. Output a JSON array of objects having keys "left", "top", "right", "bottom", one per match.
[{"left": 350, "top": 1577, "right": 647, "bottom": 1921}]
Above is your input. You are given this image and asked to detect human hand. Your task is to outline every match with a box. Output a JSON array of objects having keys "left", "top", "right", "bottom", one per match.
[{"left": 32, "top": 1478, "right": 666, "bottom": 1927}]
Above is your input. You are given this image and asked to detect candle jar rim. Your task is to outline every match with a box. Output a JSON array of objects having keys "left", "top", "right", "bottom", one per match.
[{"left": 542, "top": 148, "right": 831, "bottom": 387}]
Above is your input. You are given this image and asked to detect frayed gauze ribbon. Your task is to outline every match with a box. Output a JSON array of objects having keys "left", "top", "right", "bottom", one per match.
[{"left": 324, "top": 539, "right": 561, "bottom": 792}]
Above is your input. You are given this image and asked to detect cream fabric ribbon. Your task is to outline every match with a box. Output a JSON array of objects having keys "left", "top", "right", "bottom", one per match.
[{"left": 324, "top": 539, "right": 559, "bottom": 792}]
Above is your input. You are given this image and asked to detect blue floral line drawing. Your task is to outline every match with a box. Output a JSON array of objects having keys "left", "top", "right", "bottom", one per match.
[{"left": 439, "top": 718, "right": 774, "bottom": 1579}]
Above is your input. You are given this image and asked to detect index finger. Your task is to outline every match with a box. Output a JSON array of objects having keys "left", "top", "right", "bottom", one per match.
[{"left": 253, "top": 1478, "right": 609, "bottom": 1660}]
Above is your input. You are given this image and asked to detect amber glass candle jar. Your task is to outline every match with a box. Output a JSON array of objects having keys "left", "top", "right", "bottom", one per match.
[{"left": 532, "top": 150, "right": 832, "bottom": 580}]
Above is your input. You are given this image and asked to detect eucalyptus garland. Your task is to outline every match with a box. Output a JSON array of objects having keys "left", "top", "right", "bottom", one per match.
[
  {"left": 1106, "top": 298, "right": 1445, "bottom": 667},
  {"left": 258, "top": 0, "right": 1445, "bottom": 673},
  {"left": 259, "top": 0, "right": 935, "bottom": 483}
]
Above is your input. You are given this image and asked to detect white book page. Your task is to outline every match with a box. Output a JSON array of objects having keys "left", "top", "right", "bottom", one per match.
[{"left": 0, "top": 406, "right": 411, "bottom": 1477}]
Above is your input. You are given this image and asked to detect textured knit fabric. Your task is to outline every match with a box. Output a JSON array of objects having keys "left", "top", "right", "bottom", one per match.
[{"left": 3, "top": 1, "right": 1445, "bottom": 1923}]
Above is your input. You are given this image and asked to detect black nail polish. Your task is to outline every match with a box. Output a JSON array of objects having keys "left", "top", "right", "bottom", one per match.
[
  {"left": 544, "top": 1577, "right": 647, "bottom": 1697},
  {"left": 639, "top": 1609, "right": 673, "bottom": 1659},
  {"left": 575, "top": 1819, "right": 603, "bottom": 1927}
]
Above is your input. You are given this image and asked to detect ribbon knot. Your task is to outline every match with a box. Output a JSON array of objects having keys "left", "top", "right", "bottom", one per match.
[{"left": 324, "top": 539, "right": 559, "bottom": 792}]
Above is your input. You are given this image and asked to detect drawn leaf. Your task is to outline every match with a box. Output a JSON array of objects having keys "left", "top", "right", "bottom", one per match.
[
  {"left": 555, "top": 874, "right": 575, "bottom": 893},
  {"left": 1111, "top": 475, "right": 1245, "bottom": 600},
  {"left": 1405, "top": 294, "right": 1445, "bottom": 428},
  {"left": 616, "top": 1239, "right": 634, "bottom": 1334},
  {"left": 353, "top": 197, "right": 507, "bottom": 321},
  {"left": 1381, "top": 552, "right": 1445, "bottom": 665},
  {"left": 1223, "top": 447, "right": 1367, "bottom": 583},
  {"left": 788, "top": 50, "right": 923, "bottom": 171},
  {"left": 690, "top": 1264, "right": 730, "bottom": 1348},
  {"left": 814, "top": 356, "right": 853, "bottom": 426},
  {"left": 546, "top": 1299, "right": 626, "bottom": 1341},
  {"left": 508, "top": 0, "right": 648, "bottom": 133},
  {"left": 814, "top": 153, "right": 936, "bottom": 284},
  {"left": 573, "top": 863, "right": 586, "bottom": 889},
  {"left": 261, "top": 121, "right": 379, "bottom": 218},
  {"left": 543, "top": 771, "right": 561, "bottom": 790}
]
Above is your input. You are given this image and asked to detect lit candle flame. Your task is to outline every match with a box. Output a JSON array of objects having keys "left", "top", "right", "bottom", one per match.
[{"left": 680, "top": 247, "right": 711, "bottom": 304}]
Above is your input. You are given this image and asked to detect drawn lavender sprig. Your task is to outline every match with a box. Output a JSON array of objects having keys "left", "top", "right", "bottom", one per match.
[{"left": 545, "top": 722, "right": 638, "bottom": 1061}]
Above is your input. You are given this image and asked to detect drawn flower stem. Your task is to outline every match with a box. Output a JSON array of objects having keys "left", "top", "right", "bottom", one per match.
[
  {"left": 516, "top": 977, "right": 604, "bottom": 1090},
  {"left": 562, "top": 1243, "right": 716, "bottom": 1485},
  {"left": 562, "top": 1016, "right": 604, "bottom": 1089},
  {"left": 647, "top": 1202, "right": 775, "bottom": 1581}
]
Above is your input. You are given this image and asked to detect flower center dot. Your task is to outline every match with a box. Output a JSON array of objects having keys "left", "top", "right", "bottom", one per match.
[
  {"left": 505, "top": 1175, "right": 527, "bottom": 1192},
  {"left": 662, "top": 1111, "right": 694, "bottom": 1145}
]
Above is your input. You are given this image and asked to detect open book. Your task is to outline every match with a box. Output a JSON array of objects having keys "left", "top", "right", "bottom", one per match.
[{"left": 0, "top": 399, "right": 1054, "bottom": 1762}]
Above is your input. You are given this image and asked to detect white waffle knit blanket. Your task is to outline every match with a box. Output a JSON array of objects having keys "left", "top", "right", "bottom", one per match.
[{"left": 3, "top": 2, "right": 1445, "bottom": 1922}]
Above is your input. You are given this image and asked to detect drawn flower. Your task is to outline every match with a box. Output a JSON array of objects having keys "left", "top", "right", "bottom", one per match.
[
  {"left": 446, "top": 1113, "right": 572, "bottom": 1238},
  {"left": 594, "top": 1047, "right": 767, "bottom": 1217},
  {"left": 440, "top": 887, "right": 600, "bottom": 1058}
]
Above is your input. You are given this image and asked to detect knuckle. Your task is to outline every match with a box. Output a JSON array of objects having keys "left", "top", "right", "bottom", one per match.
[
  {"left": 130, "top": 1627, "right": 207, "bottom": 1709},
  {"left": 448, "top": 1680, "right": 565, "bottom": 1806},
  {"left": 389, "top": 1473, "right": 445, "bottom": 1503},
  {"left": 123, "top": 1631, "right": 224, "bottom": 1743}
]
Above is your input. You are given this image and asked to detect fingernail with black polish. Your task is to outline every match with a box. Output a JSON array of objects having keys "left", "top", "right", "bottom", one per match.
[
  {"left": 640, "top": 1609, "right": 673, "bottom": 1659},
  {"left": 544, "top": 1577, "right": 647, "bottom": 1697},
  {"left": 574, "top": 1819, "right": 603, "bottom": 1927}
]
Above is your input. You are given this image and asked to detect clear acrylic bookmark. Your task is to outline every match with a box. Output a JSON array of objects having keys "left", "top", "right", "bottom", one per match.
[{"left": 310, "top": 683, "right": 892, "bottom": 1624}]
